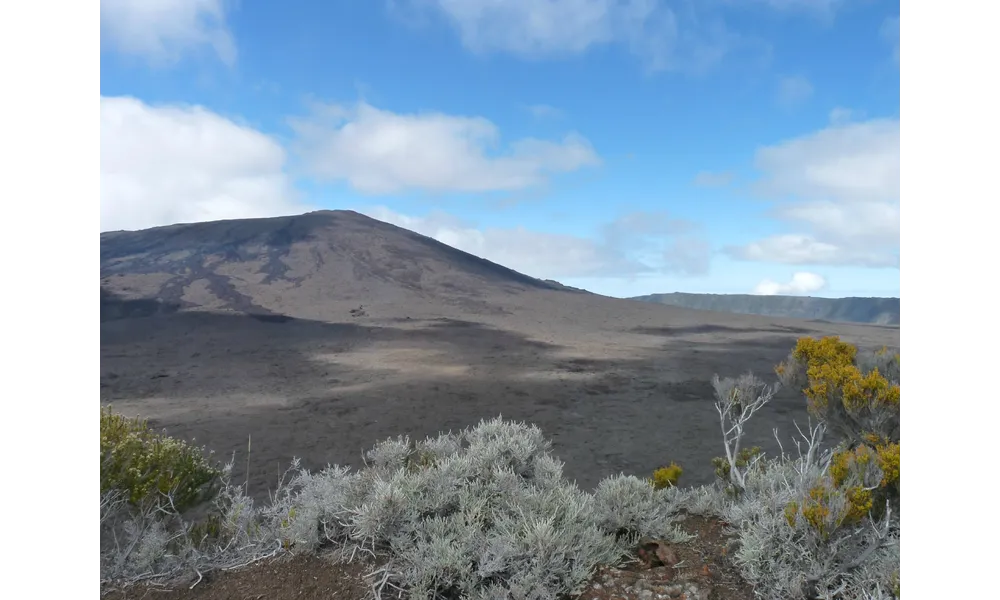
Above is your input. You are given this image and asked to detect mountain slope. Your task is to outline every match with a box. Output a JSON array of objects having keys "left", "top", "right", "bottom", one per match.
[
  {"left": 101, "top": 210, "right": 578, "bottom": 321},
  {"left": 628, "top": 292, "right": 899, "bottom": 325}
]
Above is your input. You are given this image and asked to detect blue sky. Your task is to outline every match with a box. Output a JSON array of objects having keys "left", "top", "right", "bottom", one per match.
[{"left": 100, "top": 0, "right": 900, "bottom": 299}]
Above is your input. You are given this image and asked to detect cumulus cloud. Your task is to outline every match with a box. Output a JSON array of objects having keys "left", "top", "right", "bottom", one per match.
[
  {"left": 361, "top": 206, "right": 712, "bottom": 280},
  {"left": 290, "top": 101, "right": 601, "bottom": 194},
  {"left": 728, "top": 118, "right": 900, "bottom": 267},
  {"left": 753, "top": 272, "right": 827, "bottom": 296},
  {"left": 101, "top": 96, "right": 307, "bottom": 232},
  {"left": 399, "top": 0, "right": 743, "bottom": 72},
  {"left": 754, "top": 119, "right": 899, "bottom": 203},
  {"left": 100, "top": 0, "right": 236, "bottom": 65},
  {"left": 777, "top": 75, "right": 814, "bottom": 106},
  {"left": 693, "top": 170, "right": 734, "bottom": 187}
]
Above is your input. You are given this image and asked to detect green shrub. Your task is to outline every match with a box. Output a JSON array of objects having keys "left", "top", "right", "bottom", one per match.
[
  {"left": 100, "top": 405, "right": 221, "bottom": 512},
  {"left": 712, "top": 446, "right": 766, "bottom": 497},
  {"left": 711, "top": 446, "right": 763, "bottom": 486}
]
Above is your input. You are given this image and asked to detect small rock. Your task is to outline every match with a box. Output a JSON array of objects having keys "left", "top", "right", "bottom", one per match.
[{"left": 636, "top": 538, "right": 680, "bottom": 569}]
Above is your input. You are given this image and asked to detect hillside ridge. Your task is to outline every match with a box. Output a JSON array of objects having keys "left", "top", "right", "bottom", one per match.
[{"left": 629, "top": 292, "right": 899, "bottom": 325}]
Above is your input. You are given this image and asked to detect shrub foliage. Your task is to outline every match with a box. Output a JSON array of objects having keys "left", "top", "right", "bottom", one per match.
[
  {"left": 101, "top": 405, "right": 220, "bottom": 512},
  {"left": 649, "top": 461, "right": 683, "bottom": 489},
  {"left": 102, "top": 416, "right": 690, "bottom": 598}
]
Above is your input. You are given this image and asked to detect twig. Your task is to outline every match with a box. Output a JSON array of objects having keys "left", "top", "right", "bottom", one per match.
[
  {"left": 221, "top": 540, "right": 284, "bottom": 572},
  {"left": 364, "top": 565, "right": 396, "bottom": 600},
  {"left": 189, "top": 568, "right": 203, "bottom": 590},
  {"left": 246, "top": 434, "right": 252, "bottom": 494}
]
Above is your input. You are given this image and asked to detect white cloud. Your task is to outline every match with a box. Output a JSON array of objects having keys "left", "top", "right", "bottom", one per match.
[
  {"left": 402, "top": 0, "right": 742, "bottom": 72},
  {"left": 753, "top": 272, "right": 827, "bottom": 296},
  {"left": 290, "top": 102, "right": 601, "bottom": 194},
  {"left": 101, "top": 0, "right": 236, "bottom": 65},
  {"left": 729, "top": 234, "right": 898, "bottom": 268},
  {"left": 360, "top": 206, "right": 712, "bottom": 280},
  {"left": 775, "top": 200, "right": 898, "bottom": 246},
  {"left": 101, "top": 96, "right": 307, "bottom": 232},
  {"left": 693, "top": 170, "right": 734, "bottom": 187},
  {"left": 754, "top": 118, "right": 899, "bottom": 204},
  {"left": 777, "top": 75, "right": 814, "bottom": 106},
  {"left": 728, "top": 118, "right": 900, "bottom": 267},
  {"left": 881, "top": 15, "right": 900, "bottom": 65}
]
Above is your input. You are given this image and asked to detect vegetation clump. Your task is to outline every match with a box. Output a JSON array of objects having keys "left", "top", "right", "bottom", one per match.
[
  {"left": 102, "top": 416, "right": 690, "bottom": 598},
  {"left": 101, "top": 405, "right": 220, "bottom": 512},
  {"left": 777, "top": 337, "right": 900, "bottom": 526},
  {"left": 710, "top": 445, "right": 764, "bottom": 495},
  {"left": 777, "top": 337, "right": 899, "bottom": 448},
  {"left": 649, "top": 461, "right": 683, "bottom": 489}
]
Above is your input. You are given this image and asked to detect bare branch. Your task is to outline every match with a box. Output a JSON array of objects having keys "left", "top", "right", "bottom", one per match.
[{"left": 712, "top": 372, "right": 780, "bottom": 491}]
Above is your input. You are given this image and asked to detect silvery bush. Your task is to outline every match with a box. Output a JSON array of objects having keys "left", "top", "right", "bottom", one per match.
[{"left": 102, "top": 417, "right": 689, "bottom": 599}]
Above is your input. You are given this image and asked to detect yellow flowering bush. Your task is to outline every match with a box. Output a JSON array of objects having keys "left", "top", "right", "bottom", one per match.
[
  {"left": 784, "top": 480, "right": 874, "bottom": 542},
  {"left": 800, "top": 485, "right": 834, "bottom": 540},
  {"left": 776, "top": 337, "right": 900, "bottom": 537},
  {"left": 777, "top": 337, "right": 899, "bottom": 447},
  {"left": 649, "top": 461, "right": 683, "bottom": 489},
  {"left": 101, "top": 405, "right": 221, "bottom": 512},
  {"left": 876, "top": 442, "right": 900, "bottom": 488}
]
